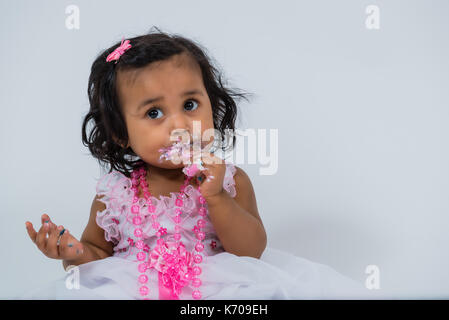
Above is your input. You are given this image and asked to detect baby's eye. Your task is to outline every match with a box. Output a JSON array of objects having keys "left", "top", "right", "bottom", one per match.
[
  {"left": 147, "top": 108, "right": 163, "bottom": 119},
  {"left": 184, "top": 99, "right": 199, "bottom": 111},
  {"left": 146, "top": 100, "right": 199, "bottom": 120}
]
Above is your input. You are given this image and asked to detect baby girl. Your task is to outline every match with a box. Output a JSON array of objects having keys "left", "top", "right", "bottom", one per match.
[{"left": 22, "top": 28, "right": 369, "bottom": 300}]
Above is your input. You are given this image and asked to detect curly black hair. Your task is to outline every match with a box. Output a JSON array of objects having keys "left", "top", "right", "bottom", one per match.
[{"left": 81, "top": 26, "right": 252, "bottom": 177}]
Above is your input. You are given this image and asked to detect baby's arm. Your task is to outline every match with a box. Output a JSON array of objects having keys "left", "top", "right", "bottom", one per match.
[
  {"left": 206, "top": 166, "right": 267, "bottom": 259},
  {"left": 62, "top": 194, "right": 113, "bottom": 270}
]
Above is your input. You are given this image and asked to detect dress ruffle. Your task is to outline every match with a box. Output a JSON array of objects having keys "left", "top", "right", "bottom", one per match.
[
  {"left": 222, "top": 163, "right": 237, "bottom": 197},
  {"left": 95, "top": 171, "right": 134, "bottom": 245}
]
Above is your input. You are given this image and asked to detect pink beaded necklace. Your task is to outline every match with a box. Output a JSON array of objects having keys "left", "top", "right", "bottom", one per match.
[{"left": 130, "top": 163, "right": 208, "bottom": 300}]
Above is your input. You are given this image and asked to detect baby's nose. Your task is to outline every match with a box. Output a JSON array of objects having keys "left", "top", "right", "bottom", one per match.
[
  {"left": 169, "top": 114, "right": 192, "bottom": 134},
  {"left": 170, "top": 128, "right": 191, "bottom": 142}
]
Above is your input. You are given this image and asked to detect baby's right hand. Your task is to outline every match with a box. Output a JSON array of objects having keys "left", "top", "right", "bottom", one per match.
[{"left": 25, "top": 213, "right": 84, "bottom": 261}]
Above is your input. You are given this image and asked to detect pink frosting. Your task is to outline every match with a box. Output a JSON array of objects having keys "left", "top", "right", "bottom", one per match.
[{"left": 95, "top": 162, "right": 237, "bottom": 258}]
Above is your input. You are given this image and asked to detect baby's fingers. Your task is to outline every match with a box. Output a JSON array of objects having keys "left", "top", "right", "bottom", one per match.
[
  {"left": 45, "top": 223, "right": 62, "bottom": 258},
  {"left": 34, "top": 222, "right": 50, "bottom": 252},
  {"left": 25, "top": 221, "right": 38, "bottom": 244}
]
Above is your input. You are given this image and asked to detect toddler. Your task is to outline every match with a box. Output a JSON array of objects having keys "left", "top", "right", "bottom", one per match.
[{"left": 21, "top": 28, "right": 372, "bottom": 300}]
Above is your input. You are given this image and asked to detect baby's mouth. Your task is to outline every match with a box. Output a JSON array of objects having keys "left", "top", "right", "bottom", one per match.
[
  {"left": 157, "top": 139, "right": 207, "bottom": 176},
  {"left": 158, "top": 139, "right": 198, "bottom": 163}
]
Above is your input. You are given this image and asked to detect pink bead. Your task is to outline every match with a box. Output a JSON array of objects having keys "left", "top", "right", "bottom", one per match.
[
  {"left": 192, "top": 278, "right": 202, "bottom": 288},
  {"left": 199, "top": 196, "right": 206, "bottom": 204},
  {"left": 175, "top": 198, "right": 183, "bottom": 207},
  {"left": 174, "top": 233, "right": 181, "bottom": 241},
  {"left": 139, "top": 286, "right": 149, "bottom": 296},
  {"left": 156, "top": 232, "right": 161, "bottom": 237},
  {"left": 134, "top": 228, "right": 143, "bottom": 238},
  {"left": 192, "top": 290, "right": 202, "bottom": 300},
  {"left": 144, "top": 191, "right": 151, "bottom": 198},
  {"left": 173, "top": 215, "right": 181, "bottom": 224},
  {"left": 133, "top": 216, "right": 142, "bottom": 225},
  {"left": 184, "top": 272, "right": 193, "bottom": 281},
  {"left": 136, "top": 240, "right": 144, "bottom": 249},
  {"left": 147, "top": 205, "right": 156, "bottom": 213},
  {"left": 138, "top": 274, "right": 148, "bottom": 284},
  {"left": 193, "top": 266, "right": 202, "bottom": 275},
  {"left": 131, "top": 205, "right": 140, "bottom": 214},
  {"left": 193, "top": 254, "right": 203, "bottom": 264},
  {"left": 195, "top": 242, "right": 204, "bottom": 252},
  {"left": 199, "top": 207, "right": 207, "bottom": 216},
  {"left": 196, "top": 231, "right": 205, "bottom": 240},
  {"left": 197, "top": 219, "right": 206, "bottom": 228},
  {"left": 137, "top": 252, "right": 146, "bottom": 261},
  {"left": 157, "top": 238, "right": 165, "bottom": 246},
  {"left": 133, "top": 195, "right": 139, "bottom": 203},
  {"left": 175, "top": 208, "right": 182, "bottom": 215},
  {"left": 138, "top": 263, "right": 147, "bottom": 273}
]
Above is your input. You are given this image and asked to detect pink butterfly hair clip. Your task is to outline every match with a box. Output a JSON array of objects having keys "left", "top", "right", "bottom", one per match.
[{"left": 106, "top": 37, "right": 132, "bottom": 64}]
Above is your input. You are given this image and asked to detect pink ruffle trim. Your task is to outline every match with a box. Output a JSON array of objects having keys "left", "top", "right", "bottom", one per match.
[{"left": 222, "top": 163, "right": 237, "bottom": 198}]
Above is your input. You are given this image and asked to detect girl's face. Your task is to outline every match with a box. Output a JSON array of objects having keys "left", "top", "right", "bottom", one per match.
[{"left": 115, "top": 53, "right": 215, "bottom": 170}]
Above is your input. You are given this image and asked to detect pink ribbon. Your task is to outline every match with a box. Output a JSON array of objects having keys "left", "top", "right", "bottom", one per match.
[
  {"left": 148, "top": 240, "right": 195, "bottom": 299},
  {"left": 106, "top": 38, "right": 132, "bottom": 64},
  {"left": 158, "top": 271, "right": 178, "bottom": 300}
]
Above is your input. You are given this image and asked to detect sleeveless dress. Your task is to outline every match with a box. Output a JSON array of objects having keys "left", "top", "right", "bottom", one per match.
[{"left": 16, "top": 162, "right": 377, "bottom": 300}]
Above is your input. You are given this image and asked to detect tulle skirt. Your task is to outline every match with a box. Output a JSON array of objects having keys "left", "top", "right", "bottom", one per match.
[{"left": 14, "top": 247, "right": 378, "bottom": 300}]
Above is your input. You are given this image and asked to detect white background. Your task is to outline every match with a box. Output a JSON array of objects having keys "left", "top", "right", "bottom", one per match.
[{"left": 1, "top": 0, "right": 448, "bottom": 299}]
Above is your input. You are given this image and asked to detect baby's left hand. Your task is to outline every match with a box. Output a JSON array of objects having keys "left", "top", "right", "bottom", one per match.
[{"left": 191, "top": 151, "right": 226, "bottom": 200}]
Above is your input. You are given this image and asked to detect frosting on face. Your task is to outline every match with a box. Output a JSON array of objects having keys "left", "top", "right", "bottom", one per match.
[{"left": 158, "top": 137, "right": 206, "bottom": 177}]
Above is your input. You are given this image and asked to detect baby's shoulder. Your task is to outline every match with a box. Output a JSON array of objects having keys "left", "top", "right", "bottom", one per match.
[
  {"left": 221, "top": 162, "right": 255, "bottom": 200},
  {"left": 230, "top": 165, "right": 253, "bottom": 193},
  {"left": 225, "top": 164, "right": 262, "bottom": 224}
]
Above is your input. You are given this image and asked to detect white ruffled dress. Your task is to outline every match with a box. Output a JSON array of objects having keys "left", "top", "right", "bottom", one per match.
[{"left": 16, "top": 162, "right": 376, "bottom": 300}]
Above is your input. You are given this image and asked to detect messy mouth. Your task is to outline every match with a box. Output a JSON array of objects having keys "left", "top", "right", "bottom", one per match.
[
  {"left": 158, "top": 138, "right": 206, "bottom": 177},
  {"left": 158, "top": 139, "right": 201, "bottom": 162}
]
